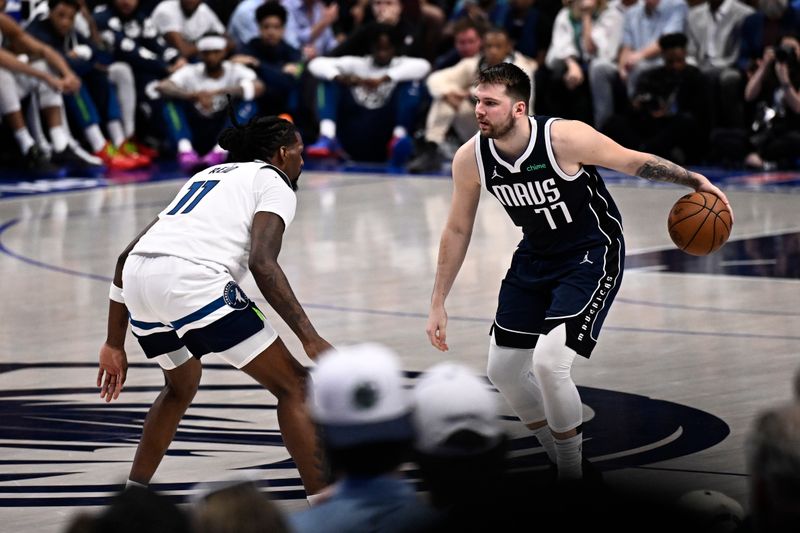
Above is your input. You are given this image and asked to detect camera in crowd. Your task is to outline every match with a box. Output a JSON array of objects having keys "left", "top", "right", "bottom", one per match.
[{"left": 775, "top": 44, "right": 797, "bottom": 65}]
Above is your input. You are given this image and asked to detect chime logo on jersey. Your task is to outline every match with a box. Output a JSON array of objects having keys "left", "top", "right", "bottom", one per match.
[{"left": 0, "top": 362, "right": 730, "bottom": 507}]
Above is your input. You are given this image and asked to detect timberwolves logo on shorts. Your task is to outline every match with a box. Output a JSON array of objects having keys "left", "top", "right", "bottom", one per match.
[
  {"left": 223, "top": 282, "right": 250, "bottom": 310},
  {"left": 0, "top": 362, "right": 730, "bottom": 507}
]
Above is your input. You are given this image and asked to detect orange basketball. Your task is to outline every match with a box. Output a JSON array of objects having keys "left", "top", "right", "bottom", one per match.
[{"left": 667, "top": 192, "right": 732, "bottom": 256}]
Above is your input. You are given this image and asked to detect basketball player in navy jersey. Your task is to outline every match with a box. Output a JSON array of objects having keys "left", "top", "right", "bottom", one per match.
[{"left": 425, "top": 63, "right": 732, "bottom": 481}]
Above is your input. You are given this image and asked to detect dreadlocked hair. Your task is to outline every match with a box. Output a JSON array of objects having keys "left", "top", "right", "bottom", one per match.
[{"left": 218, "top": 98, "right": 297, "bottom": 163}]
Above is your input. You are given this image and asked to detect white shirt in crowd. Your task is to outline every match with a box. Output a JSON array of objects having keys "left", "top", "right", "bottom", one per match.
[
  {"left": 151, "top": 0, "right": 225, "bottom": 43},
  {"left": 169, "top": 60, "right": 258, "bottom": 114}
]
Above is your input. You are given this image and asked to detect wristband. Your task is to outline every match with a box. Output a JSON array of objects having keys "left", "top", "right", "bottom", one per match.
[
  {"left": 240, "top": 79, "right": 255, "bottom": 101},
  {"left": 109, "top": 283, "right": 125, "bottom": 304}
]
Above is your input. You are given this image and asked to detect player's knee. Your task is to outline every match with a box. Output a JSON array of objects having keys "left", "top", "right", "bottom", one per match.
[
  {"left": 487, "top": 336, "right": 532, "bottom": 390},
  {"left": 532, "top": 325, "right": 576, "bottom": 385},
  {"left": 164, "top": 361, "right": 201, "bottom": 401}
]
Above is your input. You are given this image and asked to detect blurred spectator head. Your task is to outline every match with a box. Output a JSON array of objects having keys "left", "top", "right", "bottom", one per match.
[
  {"left": 675, "top": 490, "right": 744, "bottom": 533},
  {"left": 256, "top": 1, "right": 288, "bottom": 46},
  {"left": 452, "top": 17, "right": 484, "bottom": 59},
  {"left": 193, "top": 477, "right": 290, "bottom": 533},
  {"left": 411, "top": 361, "right": 506, "bottom": 507},
  {"left": 411, "top": 362, "right": 503, "bottom": 457},
  {"left": 372, "top": 0, "right": 402, "bottom": 25},
  {"left": 47, "top": 0, "right": 79, "bottom": 37},
  {"left": 758, "top": 0, "right": 787, "bottom": 19},
  {"left": 658, "top": 32, "right": 689, "bottom": 72},
  {"left": 180, "top": 0, "right": 202, "bottom": 14},
  {"left": 370, "top": 24, "right": 401, "bottom": 66},
  {"left": 93, "top": 486, "right": 192, "bottom": 533},
  {"left": 746, "top": 403, "right": 800, "bottom": 533},
  {"left": 197, "top": 33, "right": 228, "bottom": 69},
  {"left": 113, "top": 0, "right": 139, "bottom": 17},
  {"left": 775, "top": 32, "right": 800, "bottom": 67},
  {"left": 483, "top": 28, "right": 514, "bottom": 67},
  {"left": 308, "top": 343, "right": 414, "bottom": 477}
]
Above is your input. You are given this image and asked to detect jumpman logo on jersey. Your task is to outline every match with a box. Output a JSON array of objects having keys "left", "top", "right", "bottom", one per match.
[
  {"left": 491, "top": 166, "right": 503, "bottom": 180},
  {"left": 580, "top": 252, "right": 593, "bottom": 265}
]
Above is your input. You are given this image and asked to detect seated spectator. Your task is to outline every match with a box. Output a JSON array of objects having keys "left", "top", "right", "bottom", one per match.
[
  {"left": 156, "top": 33, "right": 264, "bottom": 167},
  {"left": 290, "top": 343, "right": 438, "bottom": 533},
  {"left": 234, "top": 2, "right": 303, "bottom": 121},
  {"left": 685, "top": 0, "right": 754, "bottom": 130},
  {"left": 738, "top": 0, "right": 800, "bottom": 74},
  {"left": 502, "top": 0, "right": 545, "bottom": 61},
  {"left": 433, "top": 16, "right": 485, "bottom": 71},
  {"left": 744, "top": 402, "right": 800, "bottom": 532},
  {"left": 742, "top": 32, "right": 800, "bottom": 170},
  {"left": 407, "top": 27, "right": 536, "bottom": 174},
  {"left": 0, "top": 0, "right": 83, "bottom": 172},
  {"left": 603, "top": 33, "right": 710, "bottom": 164},
  {"left": 151, "top": 0, "right": 229, "bottom": 61},
  {"left": 192, "top": 477, "right": 291, "bottom": 533},
  {"left": 27, "top": 0, "right": 147, "bottom": 170},
  {"left": 305, "top": 24, "right": 430, "bottom": 165},
  {"left": 589, "top": 0, "right": 687, "bottom": 130},
  {"left": 93, "top": 0, "right": 185, "bottom": 159},
  {"left": 283, "top": 0, "right": 339, "bottom": 60},
  {"left": 227, "top": 0, "right": 266, "bottom": 49},
  {"left": 330, "top": 0, "right": 426, "bottom": 59},
  {"left": 92, "top": 486, "right": 192, "bottom": 533}
]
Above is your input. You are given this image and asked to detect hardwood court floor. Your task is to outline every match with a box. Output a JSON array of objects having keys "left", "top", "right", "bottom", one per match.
[{"left": 0, "top": 170, "right": 798, "bottom": 532}]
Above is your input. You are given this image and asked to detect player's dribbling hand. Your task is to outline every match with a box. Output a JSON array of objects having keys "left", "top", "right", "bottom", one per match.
[
  {"left": 426, "top": 307, "right": 449, "bottom": 352},
  {"left": 98, "top": 343, "right": 128, "bottom": 402},
  {"left": 693, "top": 174, "right": 734, "bottom": 226}
]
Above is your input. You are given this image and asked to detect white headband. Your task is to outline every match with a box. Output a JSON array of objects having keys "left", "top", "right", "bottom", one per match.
[{"left": 197, "top": 36, "right": 227, "bottom": 52}]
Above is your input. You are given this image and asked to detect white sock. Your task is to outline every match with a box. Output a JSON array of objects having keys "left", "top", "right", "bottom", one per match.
[
  {"left": 177, "top": 138, "right": 194, "bottom": 153},
  {"left": 108, "top": 120, "right": 126, "bottom": 148},
  {"left": 319, "top": 119, "right": 336, "bottom": 139},
  {"left": 85, "top": 125, "right": 106, "bottom": 153},
  {"left": 14, "top": 128, "right": 35, "bottom": 155},
  {"left": 554, "top": 433, "right": 582, "bottom": 480},
  {"left": 532, "top": 425, "right": 557, "bottom": 464},
  {"left": 49, "top": 125, "right": 69, "bottom": 152},
  {"left": 392, "top": 126, "right": 407, "bottom": 138},
  {"left": 125, "top": 479, "right": 147, "bottom": 489}
]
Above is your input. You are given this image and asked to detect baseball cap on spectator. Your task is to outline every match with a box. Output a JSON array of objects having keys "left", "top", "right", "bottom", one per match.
[
  {"left": 412, "top": 362, "right": 503, "bottom": 456},
  {"left": 308, "top": 343, "right": 413, "bottom": 448}
]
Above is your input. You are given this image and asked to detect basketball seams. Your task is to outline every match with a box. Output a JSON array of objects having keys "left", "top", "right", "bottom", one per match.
[{"left": 667, "top": 191, "right": 732, "bottom": 255}]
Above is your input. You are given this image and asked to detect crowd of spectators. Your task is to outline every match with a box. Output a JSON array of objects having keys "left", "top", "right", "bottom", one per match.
[{"left": 1, "top": 0, "right": 799, "bottom": 176}]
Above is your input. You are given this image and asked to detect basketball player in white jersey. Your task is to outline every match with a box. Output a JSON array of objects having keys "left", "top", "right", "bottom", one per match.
[
  {"left": 426, "top": 63, "right": 732, "bottom": 482},
  {"left": 97, "top": 115, "right": 330, "bottom": 498}
]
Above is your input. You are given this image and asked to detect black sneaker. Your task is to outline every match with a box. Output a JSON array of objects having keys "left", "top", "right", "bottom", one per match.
[
  {"left": 23, "top": 145, "right": 61, "bottom": 175},
  {"left": 51, "top": 144, "right": 103, "bottom": 169},
  {"left": 407, "top": 141, "right": 443, "bottom": 174}
]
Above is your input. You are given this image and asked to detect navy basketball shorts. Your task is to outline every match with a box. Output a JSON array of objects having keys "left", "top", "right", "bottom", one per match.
[
  {"left": 122, "top": 254, "right": 278, "bottom": 370},
  {"left": 491, "top": 237, "right": 625, "bottom": 358}
]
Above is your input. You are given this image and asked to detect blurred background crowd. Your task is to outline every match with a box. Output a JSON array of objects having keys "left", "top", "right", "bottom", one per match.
[{"left": 0, "top": 0, "right": 798, "bottom": 176}]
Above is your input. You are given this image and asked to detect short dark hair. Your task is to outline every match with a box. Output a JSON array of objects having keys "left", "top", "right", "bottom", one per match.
[
  {"left": 476, "top": 62, "right": 531, "bottom": 109},
  {"left": 48, "top": 0, "right": 79, "bottom": 11},
  {"left": 452, "top": 16, "right": 486, "bottom": 37},
  {"left": 255, "top": 1, "right": 287, "bottom": 25},
  {"left": 218, "top": 114, "right": 298, "bottom": 163},
  {"left": 658, "top": 32, "right": 688, "bottom": 51}
]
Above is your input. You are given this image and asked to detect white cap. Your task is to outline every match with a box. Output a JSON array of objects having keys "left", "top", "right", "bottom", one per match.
[
  {"left": 308, "top": 343, "right": 413, "bottom": 448},
  {"left": 676, "top": 490, "right": 744, "bottom": 532},
  {"left": 412, "top": 362, "right": 503, "bottom": 455}
]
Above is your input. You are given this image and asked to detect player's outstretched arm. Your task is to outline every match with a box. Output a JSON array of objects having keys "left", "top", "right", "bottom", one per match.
[
  {"left": 426, "top": 139, "right": 482, "bottom": 352},
  {"left": 550, "top": 120, "right": 733, "bottom": 223},
  {"left": 249, "top": 211, "right": 332, "bottom": 360},
  {"left": 98, "top": 217, "right": 159, "bottom": 402}
]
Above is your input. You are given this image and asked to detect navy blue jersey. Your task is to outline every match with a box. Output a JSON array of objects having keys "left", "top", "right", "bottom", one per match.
[{"left": 475, "top": 116, "right": 623, "bottom": 256}]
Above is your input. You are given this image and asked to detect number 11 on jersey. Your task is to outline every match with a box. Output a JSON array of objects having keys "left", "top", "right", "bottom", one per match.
[{"left": 167, "top": 180, "right": 220, "bottom": 215}]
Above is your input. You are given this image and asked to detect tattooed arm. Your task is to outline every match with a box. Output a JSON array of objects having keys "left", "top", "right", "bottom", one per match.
[{"left": 550, "top": 119, "right": 733, "bottom": 217}]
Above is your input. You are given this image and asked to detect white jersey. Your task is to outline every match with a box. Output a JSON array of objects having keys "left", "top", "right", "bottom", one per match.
[
  {"left": 150, "top": 0, "right": 225, "bottom": 43},
  {"left": 169, "top": 60, "right": 257, "bottom": 115},
  {"left": 131, "top": 161, "right": 297, "bottom": 281}
]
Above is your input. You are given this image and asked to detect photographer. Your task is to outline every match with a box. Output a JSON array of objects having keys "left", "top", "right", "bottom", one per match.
[
  {"left": 744, "top": 32, "right": 800, "bottom": 169},
  {"left": 602, "top": 33, "right": 709, "bottom": 164}
]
